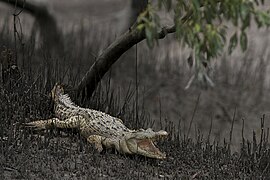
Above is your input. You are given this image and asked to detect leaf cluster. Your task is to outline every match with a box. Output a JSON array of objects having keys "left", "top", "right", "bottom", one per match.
[
  {"left": 138, "top": 0, "right": 270, "bottom": 59},
  {"left": 137, "top": 0, "right": 270, "bottom": 87},
  {"left": 137, "top": 4, "right": 161, "bottom": 47}
]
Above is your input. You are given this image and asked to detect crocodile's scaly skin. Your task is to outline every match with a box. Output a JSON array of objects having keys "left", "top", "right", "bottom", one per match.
[{"left": 25, "top": 84, "right": 168, "bottom": 159}]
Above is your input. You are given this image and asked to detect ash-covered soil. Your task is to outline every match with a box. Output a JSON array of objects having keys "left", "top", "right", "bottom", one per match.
[
  {"left": 2, "top": 133, "right": 267, "bottom": 180},
  {"left": 0, "top": 76, "right": 269, "bottom": 180},
  {"left": 1, "top": 1, "right": 270, "bottom": 178}
]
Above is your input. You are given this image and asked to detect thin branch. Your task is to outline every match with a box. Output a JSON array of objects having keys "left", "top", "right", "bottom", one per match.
[
  {"left": 0, "top": 0, "right": 48, "bottom": 16},
  {"left": 0, "top": 0, "right": 63, "bottom": 54},
  {"left": 187, "top": 93, "right": 200, "bottom": 138}
]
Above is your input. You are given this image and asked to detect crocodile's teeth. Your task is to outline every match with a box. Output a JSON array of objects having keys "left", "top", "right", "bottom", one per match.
[
  {"left": 153, "top": 134, "right": 168, "bottom": 141},
  {"left": 136, "top": 138, "right": 166, "bottom": 159}
]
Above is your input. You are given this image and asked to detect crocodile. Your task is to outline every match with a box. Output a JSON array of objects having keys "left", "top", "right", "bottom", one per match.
[{"left": 25, "top": 83, "right": 168, "bottom": 159}]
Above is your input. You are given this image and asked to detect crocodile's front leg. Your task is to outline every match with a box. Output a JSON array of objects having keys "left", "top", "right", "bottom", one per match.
[
  {"left": 87, "top": 135, "right": 104, "bottom": 152},
  {"left": 24, "top": 115, "right": 84, "bottom": 130},
  {"left": 87, "top": 135, "right": 124, "bottom": 153}
]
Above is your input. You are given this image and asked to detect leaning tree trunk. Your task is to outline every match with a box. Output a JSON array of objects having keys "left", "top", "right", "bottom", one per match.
[
  {"left": 76, "top": 0, "right": 149, "bottom": 99},
  {"left": 76, "top": 25, "right": 176, "bottom": 99},
  {"left": 76, "top": 3, "right": 194, "bottom": 98}
]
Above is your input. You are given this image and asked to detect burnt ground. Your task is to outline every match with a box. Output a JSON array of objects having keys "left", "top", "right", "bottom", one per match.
[
  {"left": 1, "top": 121, "right": 270, "bottom": 179},
  {"left": 1, "top": 1, "right": 270, "bottom": 179},
  {"left": 0, "top": 67, "right": 270, "bottom": 180},
  {"left": 0, "top": 135, "right": 257, "bottom": 180}
]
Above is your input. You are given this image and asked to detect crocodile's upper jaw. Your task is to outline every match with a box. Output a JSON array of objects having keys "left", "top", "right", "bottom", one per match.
[
  {"left": 135, "top": 138, "right": 166, "bottom": 159},
  {"left": 126, "top": 129, "right": 168, "bottom": 159}
]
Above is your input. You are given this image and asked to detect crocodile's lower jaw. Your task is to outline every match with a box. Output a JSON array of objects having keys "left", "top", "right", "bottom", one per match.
[{"left": 136, "top": 139, "right": 166, "bottom": 159}]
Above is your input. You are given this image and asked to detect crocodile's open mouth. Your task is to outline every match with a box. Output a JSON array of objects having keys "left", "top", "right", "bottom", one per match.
[
  {"left": 126, "top": 129, "right": 168, "bottom": 159},
  {"left": 136, "top": 138, "right": 166, "bottom": 159}
]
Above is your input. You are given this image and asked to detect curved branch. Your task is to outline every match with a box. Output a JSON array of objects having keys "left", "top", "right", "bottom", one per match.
[
  {"left": 76, "top": 25, "right": 176, "bottom": 98},
  {"left": 1, "top": 0, "right": 48, "bottom": 15},
  {"left": 0, "top": 0, "right": 63, "bottom": 53}
]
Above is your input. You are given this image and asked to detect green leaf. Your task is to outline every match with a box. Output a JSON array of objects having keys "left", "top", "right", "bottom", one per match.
[
  {"left": 255, "top": 15, "right": 263, "bottom": 28},
  {"left": 228, "top": 33, "right": 238, "bottom": 55},
  {"left": 241, "top": 13, "right": 251, "bottom": 31},
  {"left": 194, "top": 23, "right": 201, "bottom": 33},
  {"left": 255, "top": 11, "right": 270, "bottom": 28},
  {"left": 145, "top": 27, "right": 154, "bottom": 48},
  {"left": 240, "top": 31, "right": 248, "bottom": 51},
  {"left": 240, "top": 3, "right": 249, "bottom": 21},
  {"left": 137, "top": 24, "right": 145, "bottom": 31},
  {"left": 192, "top": 0, "right": 200, "bottom": 10}
]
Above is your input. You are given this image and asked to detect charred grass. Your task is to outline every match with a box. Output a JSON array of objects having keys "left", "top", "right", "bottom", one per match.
[{"left": 0, "top": 18, "right": 270, "bottom": 179}]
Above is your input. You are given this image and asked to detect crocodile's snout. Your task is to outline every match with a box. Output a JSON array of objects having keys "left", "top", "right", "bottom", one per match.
[{"left": 126, "top": 129, "right": 168, "bottom": 159}]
